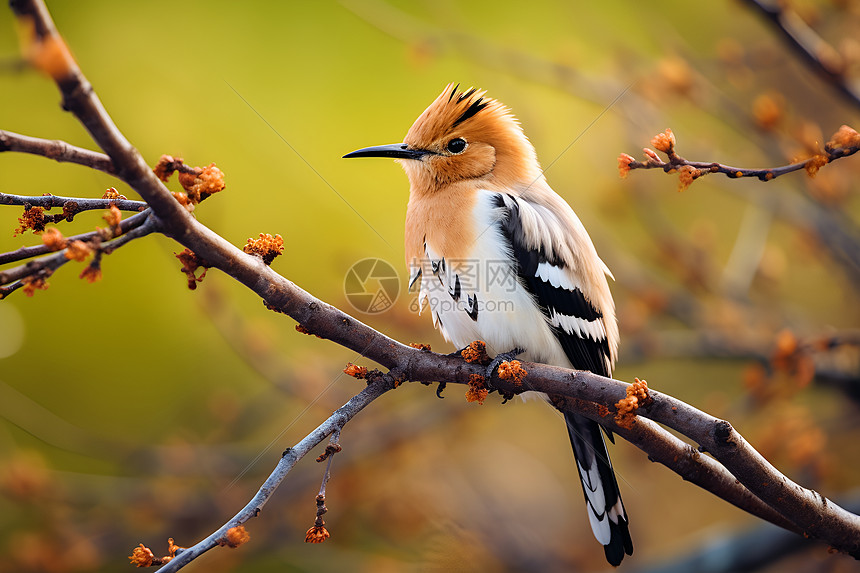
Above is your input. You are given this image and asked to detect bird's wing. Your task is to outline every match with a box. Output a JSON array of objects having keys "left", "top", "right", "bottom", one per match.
[
  {"left": 492, "top": 191, "right": 633, "bottom": 565},
  {"left": 492, "top": 192, "right": 612, "bottom": 375}
]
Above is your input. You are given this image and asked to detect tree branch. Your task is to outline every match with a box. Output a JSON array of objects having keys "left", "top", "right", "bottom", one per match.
[
  {"left": 0, "top": 208, "right": 150, "bottom": 266},
  {"left": 559, "top": 397, "right": 799, "bottom": 534},
  {"left": 632, "top": 497, "right": 860, "bottom": 573},
  {"left": 0, "top": 210, "right": 159, "bottom": 296},
  {"left": 0, "top": 247, "right": 70, "bottom": 297},
  {"left": 619, "top": 127, "right": 860, "bottom": 189},
  {"left": 0, "top": 129, "right": 116, "bottom": 174},
  {"left": 0, "top": 191, "right": 148, "bottom": 214},
  {"left": 628, "top": 379, "right": 860, "bottom": 553},
  {"left": 743, "top": 0, "right": 860, "bottom": 110},
  {"left": 154, "top": 377, "right": 396, "bottom": 573}
]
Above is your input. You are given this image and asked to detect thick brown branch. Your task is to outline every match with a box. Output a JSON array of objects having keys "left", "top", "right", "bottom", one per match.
[
  {"left": 560, "top": 397, "right": 799, "bottom": 534},
  {"left": 489, "top": 366, "right": 860, "bottom": 554},
  {"left": 0, "top": 130, "right": 116, "bottom": 174},
  {"left": 628, "top": 381, "right": 860, "bottom": 554}
]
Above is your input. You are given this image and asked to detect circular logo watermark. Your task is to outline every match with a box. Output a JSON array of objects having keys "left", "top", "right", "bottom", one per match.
[{"left": 344, "top": 258, "right": 400, "bottom": 314}]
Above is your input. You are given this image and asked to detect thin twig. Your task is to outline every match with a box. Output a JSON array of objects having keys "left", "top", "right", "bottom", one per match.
[
  {"left": 155, "top": 378, "right": 395, "bottom": 573},
  {"left": 0, "top": 211, "right": 158, "bottom": 292},
  {"left": 0, "top": 129, "right": 116, "bottom": 174},
  {"left": 0, "top": 208, "right": 151, "bottom": 266},
  {"left": 0, "top": 191, "right": 147, "bottom": 214},
  {"left": 0, "top": 248, "right": 69, "bottom": 297},
  {"left": 622, "top": 139, "right": 860, "bottom": 183},
  {"left": 0, "top": 247, "right": 72, "bottom": 286},
  {"left": 100, "top": 212, "right": 160, "bottom": 254}
]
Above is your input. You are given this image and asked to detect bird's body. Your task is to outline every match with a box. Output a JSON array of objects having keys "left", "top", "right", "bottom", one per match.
[{"left": 345, "top": 85, "right": 633, "bottom": 566}]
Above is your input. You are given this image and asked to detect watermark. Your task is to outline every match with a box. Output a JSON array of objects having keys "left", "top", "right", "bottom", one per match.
[
  {"left": 344, "top": 258, "right": 400, "bottom": 314},
  {"left": 407, "top": 294, "right": 515, "bottom": 315},
  {"left": 344, "top": 257, "right": 520, "bottom": 315}
]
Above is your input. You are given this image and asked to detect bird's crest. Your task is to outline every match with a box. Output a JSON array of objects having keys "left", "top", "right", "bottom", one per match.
[
  {"left": 401, "top": 84, "right": 544, "bottom": 192},
  {"left": 449, "top": 85, "right": 490, "bottom": 127},
  {"left": 405, "top": 83, "right": 515, "bottom": 147}
]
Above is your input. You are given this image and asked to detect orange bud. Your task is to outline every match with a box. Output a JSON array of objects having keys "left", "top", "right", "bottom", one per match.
[
  {"left": 221, "top": 526, "right": 250, "bottom": 548},
  {"left": 22, "top": 275, "right": 49, "bottom": 297},
  {"left": 804, "top": 154, "right": 828, "bottom": 178},
  {"left": 465, "top": 373, "right": 488, "bottom": 405},
  {"left": 102, "top": 187, "right": 127, "bottom": 200},
  {"left": 617, "top": 153, "right": 634, "bottom": 179},
  {"left": 153, "top": 155, "right": 178, "bottom": 182},
  {"left": 175, "top": 248, "right": 209, "bottom": 289},
  {"left": 650, "top": 129, "right": 676, "bottom": 154},
  {"left": 343, "top": 363, "right": 368, "bottom": 379},
  {"left": 14, "top": 206, "right": 46, "bottom": 236},
  {"left": 614, "top": 378, "right": 649, "bottom": 428},
  {"left": 179, "top": 163, "right": 225, "bottom": 203},
  {"left": 79, "top": 263, "right": 102, "bottom": 283},
  {"left": 103, "top": 204, "right": 122, "bottom": 232},
  {"left": 41, "top": 227, "right": 67, "bottom": 251},
  {"left": 128, "top": 544, "right": 154, "bottom": 568},
  {"left": 243, "top": 233, "right": 284, "bottom": 265},
  {"left": 827, "top": 125, "right": 860, "bottom": 149},
  {"left": 305, "top": 525, "right": 330, "bottom": 544},
  {"left": 461, "top": 340, "right": 489, "bottom": 364},
  {"left": 677, "top": 165, "right": 697, "bottom": 192},
  {"left": 64, "top": 240, "right": 93, "bottom": 262},
  {"left": 752, "top": 92, "right": 784, "bottom": 131},
  {"left": 657, "top": 56, "right": 694, "bottom": 95},
  {"left": 497, "top": 360, "right": 527, "bottom": 386},
  {"left": 642, "top": 148, "right": 661, "bottom": 163}
]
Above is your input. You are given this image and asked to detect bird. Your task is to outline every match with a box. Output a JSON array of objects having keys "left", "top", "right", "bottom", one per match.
[{"left": 344, "top": 84, "right": 633, "bottom": 566}]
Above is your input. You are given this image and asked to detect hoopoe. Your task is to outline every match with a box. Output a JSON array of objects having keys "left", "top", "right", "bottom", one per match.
[{"left": 344, "top": 85, "right": 633, "bottom": 566}]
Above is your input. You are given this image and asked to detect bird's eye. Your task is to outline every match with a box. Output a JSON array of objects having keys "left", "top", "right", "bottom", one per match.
[{"left": 446, "top": 138, "right": 467, "bottom": 154}]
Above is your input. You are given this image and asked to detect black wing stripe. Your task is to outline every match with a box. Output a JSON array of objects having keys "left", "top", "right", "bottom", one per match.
[
  {"left": 534, "top": 279, "right": 603, "bottom": 322},
  {"left": 494, "top": 193, "right": 632, "bottom": 565},
  {"left": 493, "top": 193, "right": 609, "bottom": 371}
]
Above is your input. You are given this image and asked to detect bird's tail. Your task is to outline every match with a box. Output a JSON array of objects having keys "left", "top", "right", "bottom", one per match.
[{"left": 564, "top": 411, "right": 633, "bottom": 566}]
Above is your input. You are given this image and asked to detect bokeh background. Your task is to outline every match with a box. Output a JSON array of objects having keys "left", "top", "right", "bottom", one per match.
[{"left": 2, "top": 1, "right": 860, "bottom": 571}]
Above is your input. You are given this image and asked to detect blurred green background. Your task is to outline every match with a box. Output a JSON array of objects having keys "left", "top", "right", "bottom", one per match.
[{"left": 1, "top": 1, "right": 860, "bottom": 571}]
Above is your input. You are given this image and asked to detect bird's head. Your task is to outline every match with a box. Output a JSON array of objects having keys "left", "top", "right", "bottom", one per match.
[{"left": 344, "top": 84, "right": 543, "bottom": 194}]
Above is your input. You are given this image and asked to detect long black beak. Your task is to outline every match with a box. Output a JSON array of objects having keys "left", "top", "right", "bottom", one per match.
[{"left": 343, "top": 143, "right": 433, "bottom": 160}]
